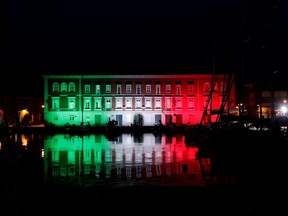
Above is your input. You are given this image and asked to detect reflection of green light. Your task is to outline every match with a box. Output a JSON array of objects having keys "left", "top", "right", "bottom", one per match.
[
  {"left": 43, "top": 133, "right": 208, "bottom": 186},
  {"left": 44, "top": 133, "right": 199, "bottom": 168},
  {"left": 44, "top": 134, "right": 108, "bottom": 164}
]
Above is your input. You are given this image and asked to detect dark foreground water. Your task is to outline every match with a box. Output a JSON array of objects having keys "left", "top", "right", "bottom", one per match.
[{"left": 0, "top": 131, "right": 287, "bottom": 215}]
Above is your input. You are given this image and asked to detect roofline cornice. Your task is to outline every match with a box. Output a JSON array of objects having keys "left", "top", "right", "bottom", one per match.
[{"left": 42, "top": 74, "right": 220, "bottom": 79}]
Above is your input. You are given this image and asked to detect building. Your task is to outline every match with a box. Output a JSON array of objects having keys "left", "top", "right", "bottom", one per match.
[
  {"left": 43, "top": 74, "right": 236, "bottom": 127},
  {"left": 0, "top": 96, "right": 44, "bottom": 126},
  {"left": 240, "top": 81, "right": 288, "bottom": 120}
]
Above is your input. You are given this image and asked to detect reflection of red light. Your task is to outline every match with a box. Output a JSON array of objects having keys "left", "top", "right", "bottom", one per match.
[
  {"left": 43, "top": 133, "right": 213, "bottom": 186},
  {"left": 174, "top": 144, "right": 198, "bottom": 161}
]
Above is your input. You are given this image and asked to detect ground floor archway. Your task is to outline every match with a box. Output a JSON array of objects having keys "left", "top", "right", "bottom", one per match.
[{"left": 133, "top": 113, "right": 143, "bottom": 126}]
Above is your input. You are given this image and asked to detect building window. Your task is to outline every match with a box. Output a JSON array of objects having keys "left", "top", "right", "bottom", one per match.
[
  {"left": 204, "top": 82, "right": 210, "bottom": 92},
  {"left": 155, "top": 98, "right": 162, "bottom": 109},
  {"left": 85, "top": 116, "right": 90, "bottom": 125},
  {"left": 52, "top": 97, "right": 59, "bottom": 110},
  {"left": 135, "top": 98, "right": 142, "bottom": 109},
  {"left": 126, "top": 98, "right": 132, "bottom": 109},
  {"left": 84, "top": 85, "right": 90, "bottom": 93},
  {"left": 175, "top": 98, "right": 182, "bottom": 109},
  {"left": 106, "top": 84, "right": 111, "bottom": 93},
  {"left": 136, "top": 84, "right": 141, "bottom": 94},
  {"left": 165, "top": 97, "right": 172, "bottom": 109},
  {"left": 83, "top": 97, "right": 91, "bottom": 109},
  {"left": 146, "top": 84, "right": 151, "bottom": 93},
  {"left": 176, "top": 85, "right": 181, "bottom": 94},
  {"left": 117, "top": 85, "right": 122, "bottom": 94},
  {"left": 116, "top": 98, "right": 123, "bottom": 109},
  {"left": 60, "top": 83, "right": 67, "bottom": 92},
  {"left": 94, "top": 97, "right": 102, "bottom": 109},
  {"left": 188, "top": 84, "right": 194, "bottom": 93},
  {"left": 68, "top": 97, "right": 76, "bottom": 109},
  {"left": 69, "top": 82, "right": 75, "bottom": 92},
  {"left": 126, "top": 84, "right": 132, "bottom": 93},
  {"left": 188, "top": 98, "right": 195, "bottom": 109},
  {"left": 166, "top": 85, "right": 171, "bottom": 93},
  {"left": 95, "top": 84, "right": 101, "bottom": 94},
  {"left": 156, "top": 85, "right": 161, "bottom": 95},
  {"left": 105, "top": 97, "right": 112, "bottom": 109},
  {"left": 53, "top": 83, "right": 59, "bottom": 92},
  {"left": 145, "top": 98, "right": 152, "bottom": 109},
  {"left": 95, "top": 101, "right": 101, "bottom": 109}
]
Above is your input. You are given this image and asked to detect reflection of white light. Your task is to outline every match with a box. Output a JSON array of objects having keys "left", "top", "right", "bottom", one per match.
[{"left": 281, "top": 106, "right": 287, "bottom": 115}]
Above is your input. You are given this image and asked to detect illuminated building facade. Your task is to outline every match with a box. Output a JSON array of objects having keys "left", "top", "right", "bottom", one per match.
[{"left": 43, "top": 74, "right": 236, "bottom": 127}]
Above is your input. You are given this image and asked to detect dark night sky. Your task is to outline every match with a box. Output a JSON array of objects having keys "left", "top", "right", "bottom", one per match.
[{"left": 1, "top": 0, "right": 287, "bottom": 97}]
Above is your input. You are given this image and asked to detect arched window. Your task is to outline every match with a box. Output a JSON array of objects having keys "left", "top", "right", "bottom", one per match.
[
  {"left": 53, "top": 83, "right": 59, "bottom": 92},
  {"left": 69, "top": 82, "right": 75, "bottom": 92},
  {"left": 60, "top": 82, "right": 67, "bottom": 92}
]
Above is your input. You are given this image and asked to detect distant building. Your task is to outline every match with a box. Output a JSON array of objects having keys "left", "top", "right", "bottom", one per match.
[
  {"left": 240, "top": 82, "right": 288, "bottom": 119},
  {"left": 261, "top": 90, "right": 288, "bottom": 118},
  {"left": 43, "top": 74, "right": 236, "bottom": 127},
  {"left": 0, "top": 96, "right": 44, "bottom": 126}
]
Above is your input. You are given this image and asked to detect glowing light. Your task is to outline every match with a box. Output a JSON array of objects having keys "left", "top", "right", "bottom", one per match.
[
  {"left": 281, "top": 105, "right": 287, "bottom": 115},
  {"left": 21, "top": 134, "right": 28, "bottom": 147}
]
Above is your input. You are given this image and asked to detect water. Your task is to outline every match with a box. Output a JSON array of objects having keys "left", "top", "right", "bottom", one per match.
[
  {"left": 0, "top": 132, "right": 287, "bottom": 215},
  {"left": 44, "top": 133, "right": 214, "bottom": 187}
]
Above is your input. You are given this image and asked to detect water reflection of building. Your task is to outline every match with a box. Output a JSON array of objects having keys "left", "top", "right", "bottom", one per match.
[{"left": 44, "top": 133, "right": 211, "bottom": 186}]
